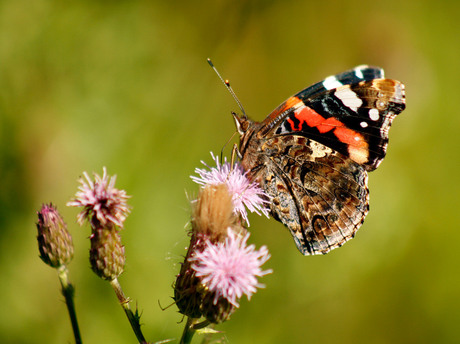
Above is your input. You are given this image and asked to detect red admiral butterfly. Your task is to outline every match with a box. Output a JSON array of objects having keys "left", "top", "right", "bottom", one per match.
[{"left": 212, "top": 62, "right": 405, "bottom": 255}]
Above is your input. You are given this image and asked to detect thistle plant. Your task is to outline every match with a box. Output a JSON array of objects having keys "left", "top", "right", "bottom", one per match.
[
  {"left": 175, "top": 154, "right": 272, "bottom": 343},
  {"left": 67, "top": 168, "right": 148, "bottom": 344},
  {"left": 35, "top": 156, "right": 272, "bottom": 343},
  {"left": 36, "top": 204, "right": 81, "bottom": 344}
]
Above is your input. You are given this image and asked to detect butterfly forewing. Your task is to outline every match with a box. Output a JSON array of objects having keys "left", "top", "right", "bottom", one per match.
[{"left": 294, "top": 65, "right": 385, "bottom": 101}]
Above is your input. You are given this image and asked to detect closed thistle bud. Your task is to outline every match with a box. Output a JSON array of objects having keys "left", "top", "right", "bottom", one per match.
[
  {"left": 36, "top": 204, "right": 74, "bottom": 268},
  {"left": 90, "top": 226, "right": 125, "bottom": 280}
]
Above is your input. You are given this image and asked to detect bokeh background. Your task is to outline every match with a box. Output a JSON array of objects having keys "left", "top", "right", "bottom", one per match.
[{"left": 1, "top": 0, "right": 458, "bottom": 343}]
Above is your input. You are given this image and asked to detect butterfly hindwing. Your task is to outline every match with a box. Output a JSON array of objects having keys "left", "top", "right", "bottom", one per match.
[{"left": 259, "top": 135, "right": 369, "bottom": 255}]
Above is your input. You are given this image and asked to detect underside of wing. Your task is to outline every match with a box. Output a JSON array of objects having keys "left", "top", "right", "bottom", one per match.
[
  {"left": 295, "top": 65, "right": 385, "bottom": 100},
  {"left": 235, "top": 66, "right": 405, "bottom": 255},
  {"left": 270, "top": 79, "right": 405, "bottom": 171},
  {"left": 259, "top": 135, "right": 369, "bottom": 255},
  {"left": 265, "top": 66, "right": 385, "bottom": 123}
]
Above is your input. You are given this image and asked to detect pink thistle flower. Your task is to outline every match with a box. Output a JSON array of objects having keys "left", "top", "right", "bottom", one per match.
[
  {"left": 191, "top": 152, "right": 270, "bottom": 225},
  {"left": 190, "top": 229, "right": 272, "bottom": 307},
  {"left": 67, "top": 167, "right": 130, "bottom": 228}
]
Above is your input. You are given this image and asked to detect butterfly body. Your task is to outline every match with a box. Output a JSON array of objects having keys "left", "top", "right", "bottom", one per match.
[{"left": 233, "top": 66, "right": 406, "bottom": 255}]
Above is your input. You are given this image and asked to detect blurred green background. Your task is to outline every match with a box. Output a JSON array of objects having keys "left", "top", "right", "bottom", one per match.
[{"left": 1, "top": 0, "right": 458, "bottom": 343}]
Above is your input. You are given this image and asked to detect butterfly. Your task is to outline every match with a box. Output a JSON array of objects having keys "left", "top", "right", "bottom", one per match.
[{"left": 232, "top": 65, "right": 406, "bottom": 255}]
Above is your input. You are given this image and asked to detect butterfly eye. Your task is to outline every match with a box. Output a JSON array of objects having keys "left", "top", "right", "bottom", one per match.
[{"left": 232, "top": 112, "right": 251, "bottom": 134}]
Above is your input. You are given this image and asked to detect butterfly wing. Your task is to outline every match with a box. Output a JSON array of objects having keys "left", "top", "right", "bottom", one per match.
[
  {"left": 300, "top": 79, "right": 405, "bottom": 171},
  {"left": 239, "top": 66, "right": 405, "bottom": 255},
  {"left": 260, "top": 135, "right": 369, "bottom": 255},
  {"left": 261, "top": 79, "right": 405, "bottom": 170},
  {"left": 293, "top": 65, "right": 385, "bottom": 101}
]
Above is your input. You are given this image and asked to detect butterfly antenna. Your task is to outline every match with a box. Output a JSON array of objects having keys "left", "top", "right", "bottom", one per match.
[{"left": 207, "top": 58, "right": 247, "bottom": 118}]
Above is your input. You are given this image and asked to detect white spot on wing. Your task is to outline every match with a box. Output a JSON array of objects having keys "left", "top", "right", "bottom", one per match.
[
  {"left": 369, "top": 108, "right": 380, "bottom": 121},
  {"left": 323, "top": 76, "right": 343, "bottom": 90},
  {"left": 334, "top": 87, "right": 363, "bottom": 112},
  {"left": 360, "top": 121, "right": 368, "bottom": 128},
  {"left": 354, "top": 67, "right": 364, "bottom": 79}
]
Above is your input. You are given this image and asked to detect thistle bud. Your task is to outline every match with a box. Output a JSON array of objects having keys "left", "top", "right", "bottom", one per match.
[
  {"left": 90, "top": 226, "right": 125, "bottom": 280},
  {"left": 174, "top": 252, "right": 204, "bottom": 319},
  {"left": 36, "top": 204, "right": 74, "bottom": 268},
  {"left": 200, "top": 290, "right": 235, "bottom": 324}
]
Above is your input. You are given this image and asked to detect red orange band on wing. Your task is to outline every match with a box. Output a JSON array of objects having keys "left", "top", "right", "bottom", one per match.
[{"left": 289, "top": 105, "right": 369, "bottom": 163}]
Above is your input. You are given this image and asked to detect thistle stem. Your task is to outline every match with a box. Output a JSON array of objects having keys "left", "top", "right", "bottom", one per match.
[
  {"left": 57, "top": 266, "right": 82, "bottom": 344},
  {"left": 180, "top": 317, "right": 210, "bottom": 344},
  {"left": 109, "top": 278, "right": 147, "bottom": 344},
  {"left": 179, "top": 317, "right": 196, "bottom": 344}
]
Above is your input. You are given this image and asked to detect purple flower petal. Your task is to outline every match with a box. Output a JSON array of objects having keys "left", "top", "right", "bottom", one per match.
[
  {"left": 67, "top": 167, "right": 130, "bottom": 228},
  {"left": 190, "top": 229, "right": 272, "bottom": 307},
  {"left": 191, "top": 153, "right": 270, "bottom": 225}
]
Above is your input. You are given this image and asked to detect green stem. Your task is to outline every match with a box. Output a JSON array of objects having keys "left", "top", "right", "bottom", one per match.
[
  {"left": 57, "top": 266, "right": 82, "bottom": 344},
  {"left": 180, "top": 318, "right": 210, "bottom": 344},
  {"left": 179, "top": 317, "right": 195, "bottom": 344},
  {"left": 110, "top": 278, "right": 147, "bottom": 344}
]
